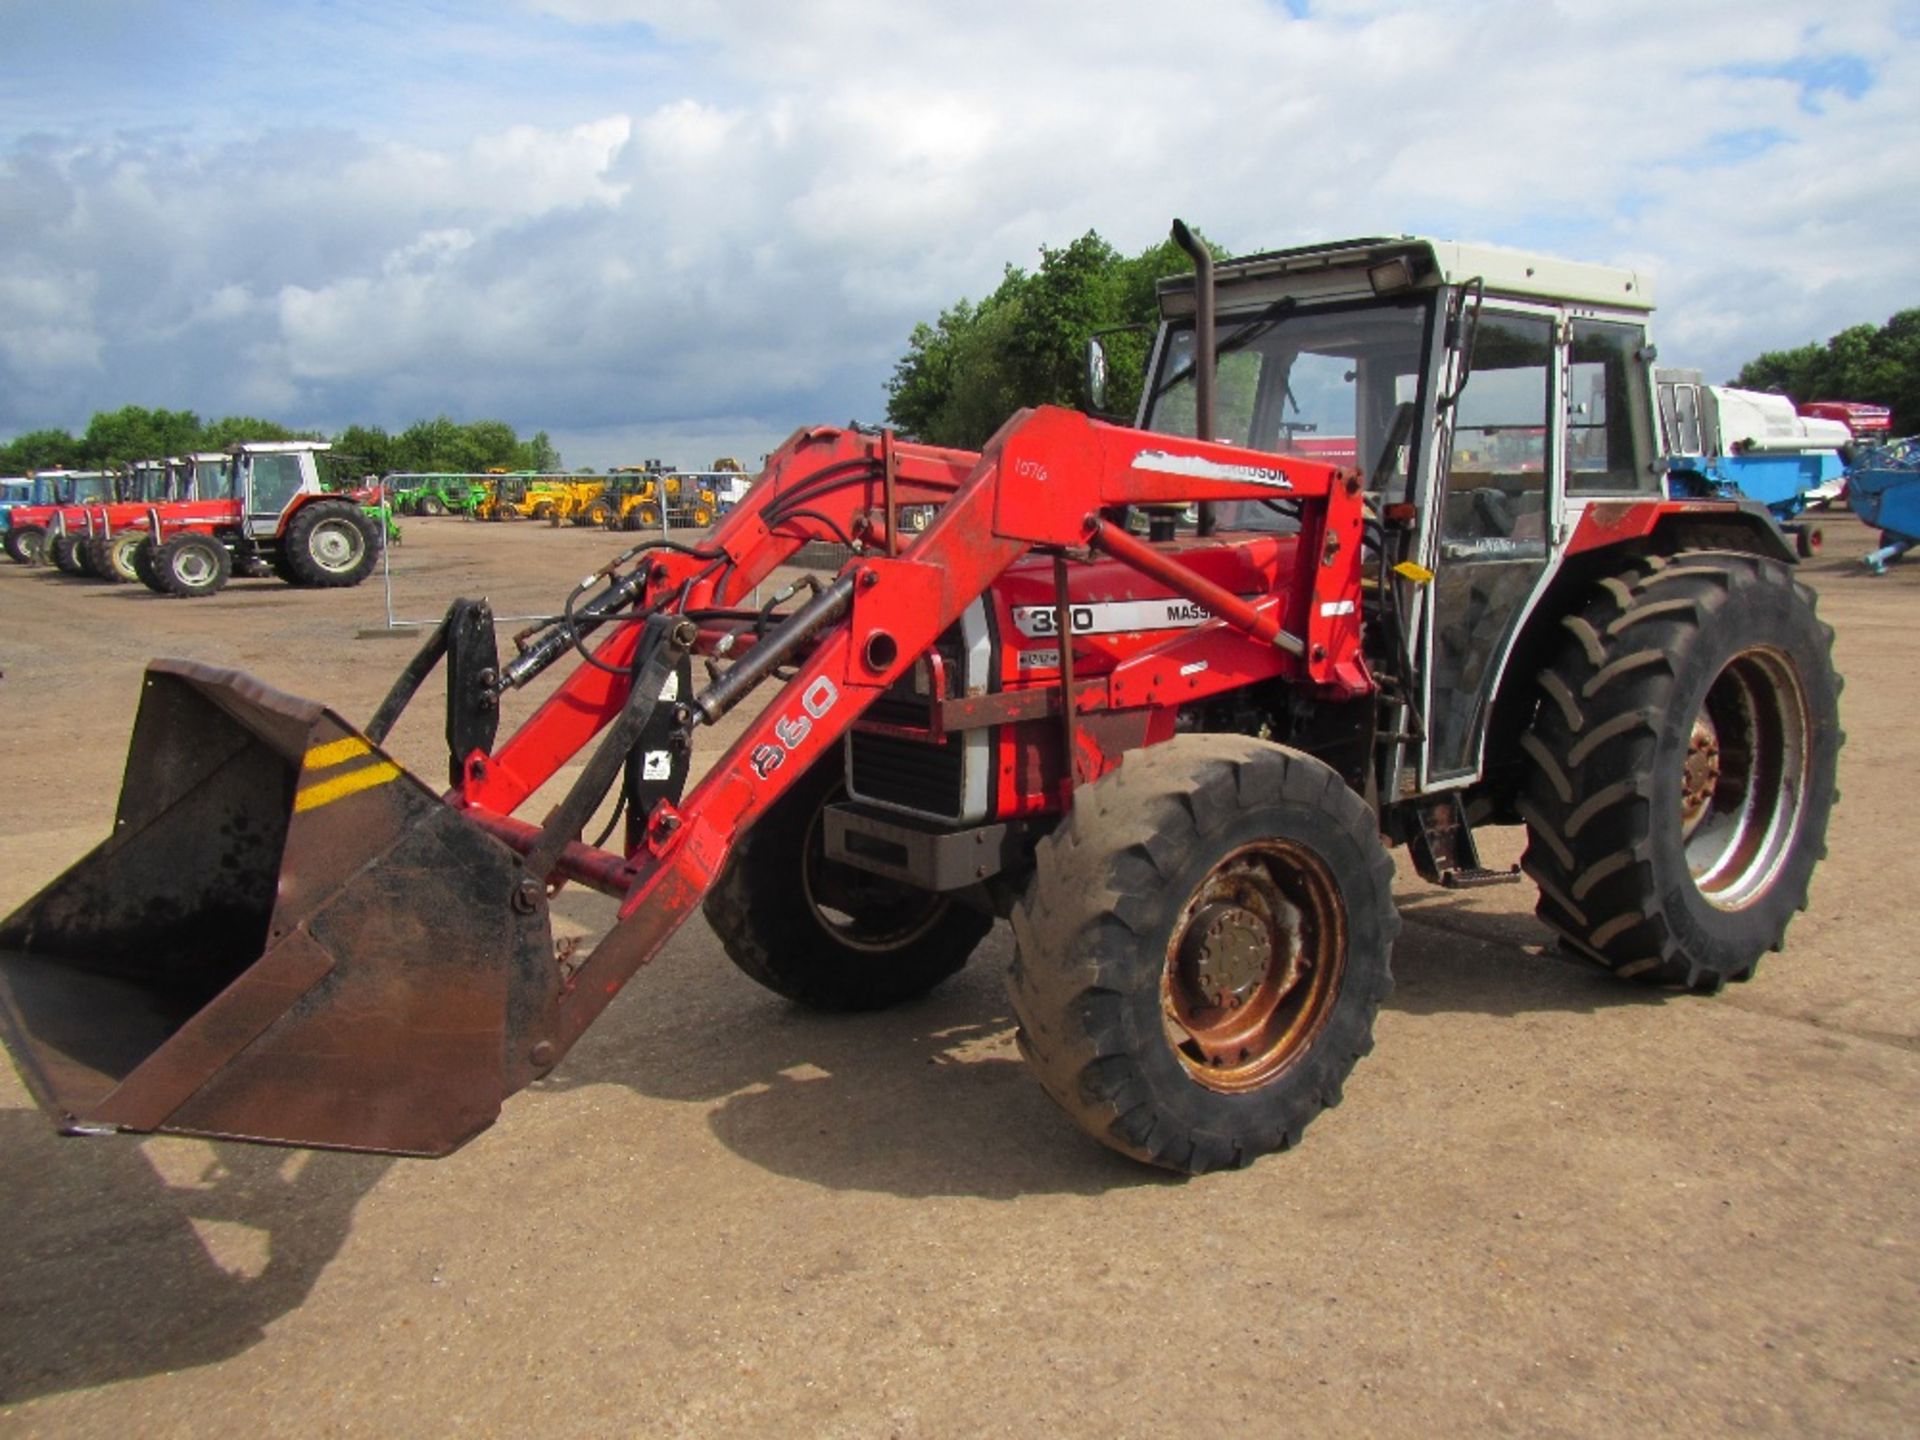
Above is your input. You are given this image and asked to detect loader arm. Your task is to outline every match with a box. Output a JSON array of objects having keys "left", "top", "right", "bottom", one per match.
[
  {"left": 456, "top": 405, "right": 1370, "bottom": 1051},
  {"left": 0, "top": 404, "right": 1366, "bottom": 1156}
]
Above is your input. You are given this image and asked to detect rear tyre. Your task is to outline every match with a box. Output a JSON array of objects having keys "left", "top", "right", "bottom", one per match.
[
  {"left": 531, "top": 501, "right": 556, "bottom": 521},
  {"left": 156, "top": 533, "right": 232, "bottom": 597},
  {"left": 636, "top": 503, "right": 661, "bottom": 528},
  {"left": 704, "top": 759, "right": 992, "bottom": 1011},
  {"left": 6, "top": 525, "right": 46, "bottom": 564},
  {"left": 281, "top": 500, "right": 378, "bottom": 587},
  {"left": 48, "top": 533, "right": 86, "bottom": 575},
  {"left": 1009, "top": 736, "right": 1397, "bottom": 1173},
  {"left": 419, "top": 494, "right": 448, "bottom": 516},
  {"left": 1518, "top": 552, "right": 1842, "bottom": 991}
]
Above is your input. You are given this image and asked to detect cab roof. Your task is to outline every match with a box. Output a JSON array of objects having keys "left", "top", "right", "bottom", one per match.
[{"left": 1158, "top": 235, "right": 1653, "bottom": 316}]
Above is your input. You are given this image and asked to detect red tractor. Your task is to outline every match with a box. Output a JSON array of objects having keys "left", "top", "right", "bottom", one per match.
[
  {"left": 0, "top": 226, "right": 1841, "bottom": 1175},
  {"left": 3, "top": 469, "right": 116, "bottom": 566},
  {"left": 124, "top": 440, "right": 383, "bottom": 596},
  {"left": 44, "top": 458, "right": 195, "bottom": 581}
]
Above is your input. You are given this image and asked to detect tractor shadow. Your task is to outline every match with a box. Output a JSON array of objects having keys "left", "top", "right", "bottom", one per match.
[
  {"left": 537, "top": 920, "right": 1169, "bottom": 1202},
  {"left": 0, "top": 1110, "right": 389, "bottom": 1404},
  {"left": 536, "top": 881, "right": 1659, "bottom": 1201},
  {"left": 1386, "top": 886, "right": 1670, "bottom": 1019}
]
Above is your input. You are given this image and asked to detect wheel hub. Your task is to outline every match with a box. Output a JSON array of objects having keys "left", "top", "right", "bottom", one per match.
[
  {"left": 311, "top": 521, "right": 363, "bottom": 571},
  {"left": 1680, "top": 712, "right": 1721, "bottom": 834},
  {"left": 1179, "top": 901, "right": 1298, "bottom": 1011}
]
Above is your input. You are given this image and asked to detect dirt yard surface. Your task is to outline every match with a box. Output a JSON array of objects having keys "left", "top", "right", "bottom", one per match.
[{"left": 0, "top": 515, "right": 1913, "bottom": 1437}]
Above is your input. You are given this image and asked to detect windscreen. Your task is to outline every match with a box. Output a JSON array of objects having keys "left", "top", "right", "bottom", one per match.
[{"left": 1142, "top": 295, "right": 1434, "bottom": 515}]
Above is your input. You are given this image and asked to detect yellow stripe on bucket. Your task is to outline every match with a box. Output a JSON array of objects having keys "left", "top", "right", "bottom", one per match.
[
  {"left": 294, "top": 760, "right": 402, "bottom": 813},
  {"left": 303, "top": 736, "right": 374, "bottom": 772}
]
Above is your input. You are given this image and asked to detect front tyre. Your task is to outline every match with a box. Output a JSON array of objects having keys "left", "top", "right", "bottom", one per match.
[
  {"left": 132, "top": 536, "right": 163, "bottom": 591},
  {"left": 156, "top": 532, "right": 232, "bottom": 597},
  {"left": 48, "top": 533, "right": 87, "bottom": 575},
  {"left": 96, "top": 531, "right": 145, "bottom": 583},
  {"left": 703, "top": 759, "right": 992, "bottom": 1011},
  {"left": 281, "top": 500, "right": 378, "bottom": 587},
  {"left": 1519, "top": 552, "right": 1842, "bottom": 991},
  {"left": 1010, "top": 736, "right": 1397, "bottom": 1174}
]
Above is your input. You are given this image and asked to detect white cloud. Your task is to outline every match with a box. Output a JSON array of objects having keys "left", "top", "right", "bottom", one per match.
[{"left": 2, "top": 1, "right": 1916, "bottom": 461}]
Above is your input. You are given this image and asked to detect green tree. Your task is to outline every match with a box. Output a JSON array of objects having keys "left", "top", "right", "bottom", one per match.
[
  {"left": 886, "top": 229, "right": 1214, "bottom": 449},
  {"left": 199, "top": 415, "right": 313, "bottom": 448},
  {"left": 0, "top": 427, "right": 81, "bottom": 472},
  {"left": 519, "top": 429, "right": 562, "bottom": 472},
  {"left": 1736, "top": 307, "right": 1920, "bottom": 433},
  {"left": 333, "top": 423, "right": 395, "bottom": 474},
  {"left": 78, "top": 405, "right": 203, "bottom": 466}
]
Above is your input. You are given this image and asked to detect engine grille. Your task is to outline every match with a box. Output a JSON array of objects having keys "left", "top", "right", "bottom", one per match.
[{"left": 847, "top": 728, "right": 967, "bottom": 819}]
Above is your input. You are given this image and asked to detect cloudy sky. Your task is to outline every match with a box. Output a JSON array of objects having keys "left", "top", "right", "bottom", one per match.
[{"left": 3, "top": 0, "right": 1916, "bottom": 469}]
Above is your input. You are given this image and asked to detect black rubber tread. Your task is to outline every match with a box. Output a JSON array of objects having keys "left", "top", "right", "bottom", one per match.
[
  {"left": 5, "top": 525, "right": 45, "bottom": 564},
  {"left": 531, "top": 501, "right": 556, "bottom": 521},
  {"left": 131, "top": 537, "right": 162, "bottom": 592},
  {"left": 78, "top": 533, "right": 125, "bottom": 581},
  {"left": 48, "top": 533, "right": 87, "bottom": 575},
  {"left": 94, "top": 531, "right": 146, "bottom": 583},
  {"left": 1518, "top": 551, "right": 1842, "bottom": 991},
  {"left": 156, "top": 532, "right": 232, "bottom": 597},
  {"left": 1008, "top": 735, "right": 1398, "bottom": 1174},
  {"left": 419, "top": 494, "right": 447, "bottom": 516},
  {"left": 281, "top": 500, "right": 378, "bottom": 588},
  {"left": 583, "top": 499, "right": 615, "bottom": 529},
  {"left": 703, "top": 758, "right": 992, "bottom": 1011}
]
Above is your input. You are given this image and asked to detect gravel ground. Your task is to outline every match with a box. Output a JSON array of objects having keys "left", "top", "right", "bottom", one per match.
[{"left": 0, "top": 512, "right": 1913, "bottom": 1437}]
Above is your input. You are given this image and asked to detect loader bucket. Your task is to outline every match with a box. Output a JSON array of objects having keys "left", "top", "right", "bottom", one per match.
[{"left": 0, "top": 660, "right": 558, "bottom": 1156}]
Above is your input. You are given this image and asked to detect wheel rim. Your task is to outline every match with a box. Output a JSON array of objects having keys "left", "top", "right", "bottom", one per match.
[
  {"left": 308, "top": 518, "right": 366, "bottom": 573},
  {"left": 799, "top": 804, "right": 948, "bottom": 953},
  {"left": 1681, "top": 646, "right": 1810, "bottom": 910},
  {"left": 109, "top": 534, "right": 143, "bottom": 580},
  {"left": 173, "top": 544, "right": 217, "bottom": 587},
  {"left": 1161, "top": 841, "right": 1346, "bottom": 1092}
]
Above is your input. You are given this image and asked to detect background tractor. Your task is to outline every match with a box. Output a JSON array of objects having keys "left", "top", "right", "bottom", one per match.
[
  {"left": 0, "top": 224, "right": 1841, "bottom": 1177},
  {"left": 477, "top": 473, "right": 605, "bottom": 523},
  {"left": 124, "top": 440, "right": 384, "bottom": 597},
  {"left": 387, "top": 473, "right": 487, "bottom": 517},
  {"left": 3, "top": 469, "right": 116, "bottom": 566},
  {"left": 598, "top": 463, "right": 721, "bottom": 530}
]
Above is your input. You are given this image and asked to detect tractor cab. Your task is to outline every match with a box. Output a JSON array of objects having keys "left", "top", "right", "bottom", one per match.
[
  {"left": 234, "top": 440, "right": 330, "bottom": 537},
  {"left": 0, "top": 477, "right": 28, "bottom": 533},
  {"left": 185, "top": 452, "right": 234, "bottom": 501},
  {"left": 121, "top": 460, "right": 174, "bottom": 503},
  {"left": 1136, "top": 236, "right": 1664, "bottom": 796}
]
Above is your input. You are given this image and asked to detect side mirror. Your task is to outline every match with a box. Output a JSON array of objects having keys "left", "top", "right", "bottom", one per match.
[{"left": 1084, "top": 336, "right": 1110, "bottom": 413}]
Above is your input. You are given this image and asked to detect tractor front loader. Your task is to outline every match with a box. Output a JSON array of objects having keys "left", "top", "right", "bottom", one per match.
[{"left": 0, "top": 226, "right": 1842, "bottom": 1173}]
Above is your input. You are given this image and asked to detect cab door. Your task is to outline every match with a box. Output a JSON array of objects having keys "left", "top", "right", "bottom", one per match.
[
  {"left": 244, "top": 453, "right": 308, "bottom": 537},
  {"left": 1420, "top": 306, "right": 1562, "bottom": 785}
]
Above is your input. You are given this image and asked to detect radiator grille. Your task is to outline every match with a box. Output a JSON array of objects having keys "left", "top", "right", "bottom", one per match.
[{"left": 847, "top": 729, "right": 967, "bottom": 819}]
